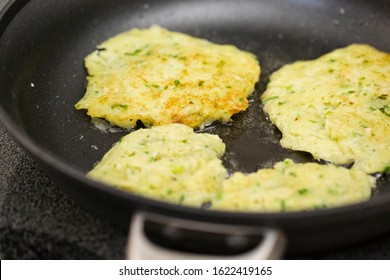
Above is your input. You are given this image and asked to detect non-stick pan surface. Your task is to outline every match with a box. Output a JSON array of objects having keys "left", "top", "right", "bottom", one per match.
[{"left": 1, "top": 0, "right": 390, "bottom": 254}]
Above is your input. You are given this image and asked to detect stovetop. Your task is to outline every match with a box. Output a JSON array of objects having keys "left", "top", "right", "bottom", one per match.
[{"left": 1, "top": 123, "right": 390, "bottom": 260}]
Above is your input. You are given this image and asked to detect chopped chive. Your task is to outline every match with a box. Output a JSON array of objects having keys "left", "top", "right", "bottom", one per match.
[
  {"left": 379, "top": 105, "right": 390, "bottom": 116},
  {"left": 217, "top": 60, "right": 226, "bottom": 67},
  {"left": 359, "top": 122, "right": 369, "bottom": 128},
  {"left": 264, "top": 96, "right": 279, "bottom": 102},
  {"left": 314, "top": 204, "right": 327, "bottom": 210},
  {"left": 111, "top": 104, "right": 128, "bottom": 110},
  {"left": 280, "top": 200, "right": 287, "bottom": 211},
  {"left": 172, "top": 165, "right": 184, "bottom": 174},
  {"left": 139, "top": 140, "right": 147, "bottom": 146},
  {"left": 298, "top": 188, "right": 309, "bottom": 195},
  {"left": 214, "top": 192, "right": 223, "bottom": 201},
  {"left": 125, "top": 49, "right": 142, "bottom": 56},
  {"left": 149, "top": 157, "right": 156, "bottom": 162},
  {"left": 166, "top": 189, "right": 173, "bottom": 195}
]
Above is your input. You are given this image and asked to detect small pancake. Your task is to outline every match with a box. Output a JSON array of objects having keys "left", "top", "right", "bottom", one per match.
[
  {"left": 87, "top": 124, "right": 227, "bottom": 207},
  {"left": 76, "top": 25, "right": 260, "bottom": 128},
  {"left": 212, "top": 159, "right": 375, "bottom": 212},
  {"left": 262, "top": 44, "right": 390, "bottom": 173}
]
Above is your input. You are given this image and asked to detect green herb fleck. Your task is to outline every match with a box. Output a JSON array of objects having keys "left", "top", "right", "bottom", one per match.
[
  {"left": 280, "top": 200, "right": 287, "bottom": 211},
  {"left": 125, "top": 49, "right": 142, "bottom": 56},
  {"left": 217, "top": 60, "right": 226, "bottom": 67},
  {"left": 111, "top": 104, "right": 128, "bottom": 110},
  {"left": 358, "top": 76, "right": 366, "bottom": 87},
  {"left": 172, "top": 165, "right": 185, "bottom": 175},
  {"left": 380, "top": 105, "right": 390, "bottom": 116},
  {"left": 214, "top": 192, "right": 223, "bottom": 201},
  {"left": 198, "top": 80, "right": 204, "bottom": 87},
  {"left": 286, "top": 85, "right": 294, "bottom": 91},
  {"left": 166, "top": 189, "right": 173, "bottom": 195},
  {"left": 149, "top": 156, "right": 158, "bottom": 162},
  {"left": 298, "top": 188, "right": 309, "bottom": 195},
  {"left": 174, "top": 80, "right": 181, "bottom": 87},
  {"left": 313, "top": 204, "right": 327, "bottom": 210},
  {"left": 139, "top": 140, "right": 147, "bottom": 146},
  {"left": 328, "top": 188, "right": 340, "bottom": 195},
  {"left": 289, "top": 172, "right": 297, "bottom": 177},
  {"left": 264, "top": 96, "right": 279, "bottom": 102}
]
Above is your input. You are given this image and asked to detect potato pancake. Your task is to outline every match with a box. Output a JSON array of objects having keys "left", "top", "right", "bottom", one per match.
[
  {"left": 212, "top": 159, "right": 375, "bottom": 212},
  {"left": 75, "top": 25, "right": 260, "bottom": 128},
  {"left": 262, "top": 44, "right": 390, "bottom": 173},
  {"left": 87, "top": 124, "right": 227, "bottom": 207}
]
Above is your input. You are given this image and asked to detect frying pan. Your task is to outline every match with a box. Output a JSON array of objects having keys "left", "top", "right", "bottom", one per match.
[{"left": 1, "top": 0, "right": 390, "bottom": 258}]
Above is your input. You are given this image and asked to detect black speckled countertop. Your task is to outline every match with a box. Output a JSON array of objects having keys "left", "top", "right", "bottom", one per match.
[{"left": 1, "top": 123, "right": 390, "bottom": 260}]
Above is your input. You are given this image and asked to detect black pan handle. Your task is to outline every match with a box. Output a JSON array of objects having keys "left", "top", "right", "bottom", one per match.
[{"left": 126, "top": 212, "right": 287, "bottom": 259}]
